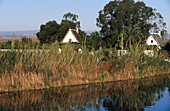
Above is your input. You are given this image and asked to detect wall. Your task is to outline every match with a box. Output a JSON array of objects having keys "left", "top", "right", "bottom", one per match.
[
  {"left": 146, "top": 36, "right": 158, "bottom": 46},
  {"left": 146, "top": 35, "right": 161, "bottom": 49},
  {"left": 62, "top": 30, "right": 78, "bottom": 43}
]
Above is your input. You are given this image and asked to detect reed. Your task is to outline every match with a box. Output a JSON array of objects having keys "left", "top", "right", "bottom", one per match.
[
  {"left": 0, "top": 75, "right": 169, "bottom": 111},
  {"left": 0, "top": 41, "right": 169, "bottom": 92}
]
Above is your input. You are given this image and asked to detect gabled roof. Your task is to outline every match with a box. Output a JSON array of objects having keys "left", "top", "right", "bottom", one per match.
[
  {"left": 61, "top": 29, "right": 83, "bottom": 43},
  {"left": 146, "top": 34, "right": 166, "bottom": 47},
  {"left": 71, "top": 29, "right": 83, "bottom": 42}
]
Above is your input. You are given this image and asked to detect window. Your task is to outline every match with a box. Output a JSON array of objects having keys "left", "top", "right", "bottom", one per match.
[{"left": 151, "top": 40, "right": 153, "bottom": 43}]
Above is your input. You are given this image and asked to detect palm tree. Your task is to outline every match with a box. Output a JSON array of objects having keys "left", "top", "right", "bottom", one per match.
[{"left": 120, "top": 25, "right": 144, "bottom": 50}]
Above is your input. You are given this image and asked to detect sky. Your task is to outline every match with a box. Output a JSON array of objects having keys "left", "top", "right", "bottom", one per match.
[{"left": 0, "top": 0, "right": 170, "bottom": 33}]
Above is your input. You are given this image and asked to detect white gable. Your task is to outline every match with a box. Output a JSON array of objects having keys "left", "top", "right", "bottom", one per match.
[
  {"left": 146, "top": 35, "right": 161, "bottom": 49},
  {"left": 62, "top": 30, "right": 79, "bottom": 43},
  {"left": 146, "top": 35, "right": 158, "bottom": 46}
]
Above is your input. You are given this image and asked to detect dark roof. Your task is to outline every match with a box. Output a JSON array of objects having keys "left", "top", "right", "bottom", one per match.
[
  {"left": 151, "top": 34, "right": 166, "bottom": 47},
  {"left": 71, "top": 30, "right": 83, "bottom": 42},
  {"left": 61, "top": 29, "right": 83, "bottom": 43}
]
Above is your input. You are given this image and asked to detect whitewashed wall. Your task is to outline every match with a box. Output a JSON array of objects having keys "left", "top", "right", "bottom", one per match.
[
  {"left": 146, "top": 35, "right": 161, "bottom": 49},
  {"left": 62, "top": 30, "right": 78, "bottom": 43},
  {"left": 144, "top": 50, "right": 154, "bottom": 57},
  {"left": 146, "top": 36, "right": 158, "bottom": 46}
]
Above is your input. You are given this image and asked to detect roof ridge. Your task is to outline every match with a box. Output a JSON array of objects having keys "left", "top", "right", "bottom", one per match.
[{"left": 69, "top": 29, "right": 77, "bottom": 32}]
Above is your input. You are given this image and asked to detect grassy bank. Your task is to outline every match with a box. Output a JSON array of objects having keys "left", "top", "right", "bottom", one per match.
[
  {"left": 0, "top": 75, "right": 169, "bottom": 110},
  {"left": 0, "top": 42, "right": 170, "bottom": 93}
]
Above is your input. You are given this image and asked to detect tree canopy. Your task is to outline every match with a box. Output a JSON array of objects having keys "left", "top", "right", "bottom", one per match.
[
  {"left": 163, "top": 40, "right": 170, "bottom": 56},
  {"left": 57, "top": 12, "right": 81, "bottom": 42},
  {"left": 96, "top": 0, "right": 166, "bottom": 46},
  {"left": 86, "top": 31, "right": 103, "bottom": 50},
  {"left": 36, "top": 20, "right": 60, "bottom": 44}
]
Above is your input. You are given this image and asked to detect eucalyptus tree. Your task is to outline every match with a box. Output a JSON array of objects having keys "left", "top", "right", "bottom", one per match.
[{"left": 96, "top": 0, "right": 166, "bottom": 46}]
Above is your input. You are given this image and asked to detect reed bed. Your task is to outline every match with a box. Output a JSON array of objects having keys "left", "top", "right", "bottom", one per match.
[
  {"left": 0, "top": 75, "right": 169, "bottom": 111},
  {"left": 0, "top": 42, "right": 170, "bottom": 92}
]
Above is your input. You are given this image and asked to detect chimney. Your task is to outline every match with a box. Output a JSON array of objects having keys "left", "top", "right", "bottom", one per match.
[
  {"left": 76, "top": 28, "right": 79, "bottom": 34},
  {"left": 69, "top": 27, "right": 71, "bottom": 31}
]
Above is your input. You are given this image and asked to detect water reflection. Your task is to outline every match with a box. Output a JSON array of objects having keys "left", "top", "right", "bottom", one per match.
[{"left": 0, "top": 75, "right": 170, "bottom": 111}]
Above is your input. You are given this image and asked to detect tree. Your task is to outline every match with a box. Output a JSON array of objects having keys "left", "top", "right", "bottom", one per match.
[
  {"left": 57, "top": 12, "right": 85, "bottom": 42},
  {"left": 96, "top": 0, "right": 166, "bottom": 45},
  {"left": 37, "top": 12, "right": 85, "bottom": 43},
  {"left": 163, "top": 40, "right": 170, "bottom": 56},
  {"left": 57, "top": 12, "right": 83, "bottom": 42},
  {"left": 57, "top": 20, "right": 77, "bottom": 42},
  {"left": 119, "top": 25, "right": 144, "bottom": 49},
  {"left": 36, "top": 20, "right": 60, "bottom": 44},
  {"left": 86, "top": 31, "right": 104, "bottom": 50},
  {"left": 21, "top": 37, "right": 32, "bottom": 43},
  {"left": 63, "top": 12, "right": 80, "bottom": 26}
]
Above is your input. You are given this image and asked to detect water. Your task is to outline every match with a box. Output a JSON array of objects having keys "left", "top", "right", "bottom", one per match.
[{"left": 0, "top": 75, "right": 169, "bottom": 111}]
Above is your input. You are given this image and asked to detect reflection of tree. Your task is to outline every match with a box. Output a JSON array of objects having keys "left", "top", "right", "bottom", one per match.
[
  {"left": 0, "top": 75, "right": 169, "bottom": 111},
  {"left": 102, "top": 76, "right": 169, "bottom": 111}
]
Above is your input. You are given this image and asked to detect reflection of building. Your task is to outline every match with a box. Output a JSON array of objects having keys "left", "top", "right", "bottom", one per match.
[
  {"left": 61, "top": 28, "right": 83, "bottom": 43},
  {"left": 146, "top": 31, "right": 166, "bottom": 49}
]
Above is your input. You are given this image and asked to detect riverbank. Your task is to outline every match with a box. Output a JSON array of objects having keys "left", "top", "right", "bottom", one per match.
[
  {"left": 0, "top": 74, "right": 170, "bottom": 111},
  {"left": 1, "top": 73, "right": 169, "bottom": 94},
  {"left": 0, "top": 43, "right": 170, "bottom": 93}
]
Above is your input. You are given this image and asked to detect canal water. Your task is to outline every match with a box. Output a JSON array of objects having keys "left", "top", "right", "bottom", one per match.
[{"left": 0, "top": 75, "right": 169, "bottom": 111}]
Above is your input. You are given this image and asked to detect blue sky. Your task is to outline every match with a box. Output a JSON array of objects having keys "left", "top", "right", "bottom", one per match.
[{"left": 0, "top": 0, "right": 170, "bottom": 33}]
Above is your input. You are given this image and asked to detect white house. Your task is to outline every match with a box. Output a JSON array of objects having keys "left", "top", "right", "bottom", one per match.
[
  {"left": 61, "top": 28, "right": 83, "bottom": 43},
  {"left": 146, "top": 32, "right": 166, "bottom": 49}
]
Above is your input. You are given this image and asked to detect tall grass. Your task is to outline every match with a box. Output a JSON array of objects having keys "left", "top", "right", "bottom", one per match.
[
  {"left": 0, "top": 75, "right": 169, "bottom": 111},
  {"left": 0, "top": 41, "right": 169, "bottom": 92}
]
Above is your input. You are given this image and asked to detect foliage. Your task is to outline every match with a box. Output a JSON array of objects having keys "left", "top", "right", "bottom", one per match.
[
  {"left": 21, "top": 37, "right": 32, "bottom": 43},
  {"left": 145, "top": 45, "right": 158, "bottom": 50},
  {"left": 0, "top": 37, "right": 38, "bottom": 49},
  {"left": 58, "top": 12, "right": 85, "bottom": 42},
  {"left": 36, "top": 20, "right": 60, "bottom": 44},
  {"left": 86, "top": 31, "right": 104, "bottom": 50},
  {"left": 0, "top": 40, "right": 12, "bottom": 49},
  {"left": 57, "top": 20, "right": 77, "bottom": 42},
  {"left": 0, "top": 40, "right": 169, "bottom": 92},
  {"left": 118, "top": 25, "right": 144, "bottom": 49},
  {"left": 163, "top": 40, "right": 170, "bottom": 56},
  {"left": 0, "top": 27, "right": 170, "bottom": 93},
  {"left": 36, "top": 12, "right": 85, "bottom": 43},
  {"left": 96, "top": 0, "right": 166, "bottom": 46},
  {"left": 63, "top": 12, "right": 80, "bottom": 28},
  {"left": 0, "top": 52, "right": 17, "bottom": 74},
  {"left": 0, "top": 75, "right": 169, "bottom": 111}
]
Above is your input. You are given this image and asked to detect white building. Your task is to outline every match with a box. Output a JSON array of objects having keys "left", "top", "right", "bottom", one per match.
[
  {"left": 61, "top": 28, "right": 83, "bottom": 43},
  {"left": 146, "top": 32, "right": 166, "bottom": 49}
]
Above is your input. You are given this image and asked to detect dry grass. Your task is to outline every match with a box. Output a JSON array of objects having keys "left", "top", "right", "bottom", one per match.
[
  {"left": 0, "top": 42, "right": 169, "bottom": 93},
  {"left": 0, "top": 75, "right": 169, "bottom": 111},
  {"left": 0, "top": 37, "right": 39, "bottom": 43}
]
